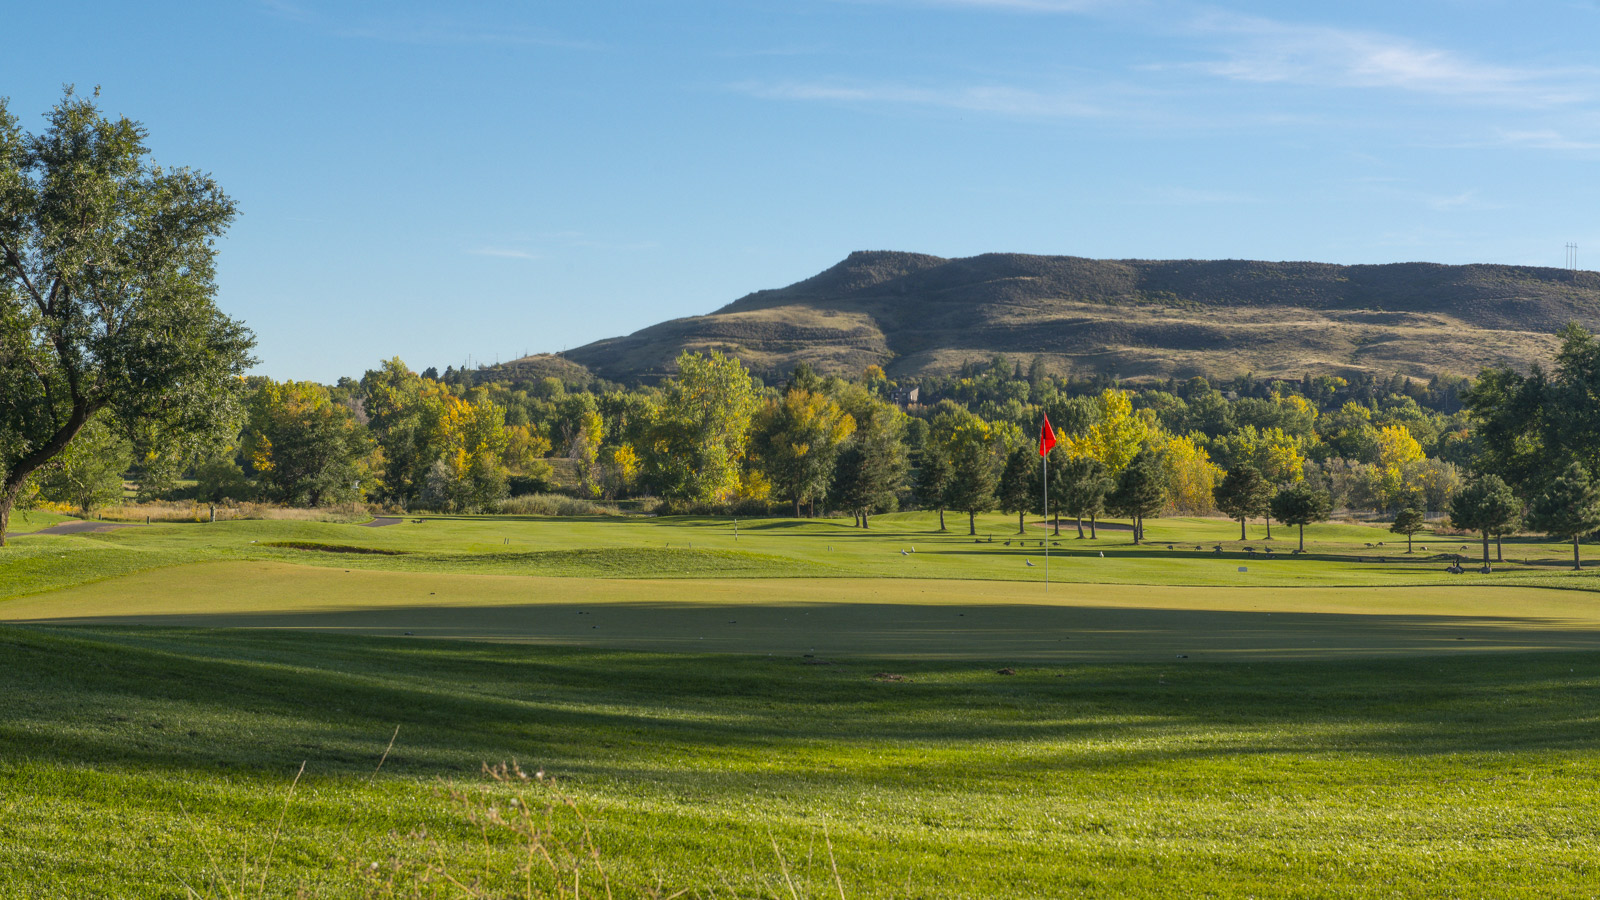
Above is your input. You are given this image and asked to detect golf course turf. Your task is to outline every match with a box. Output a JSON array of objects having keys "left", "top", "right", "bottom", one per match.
[{"left": 5, "top": 511, "right": 1600, "bottom": 897}]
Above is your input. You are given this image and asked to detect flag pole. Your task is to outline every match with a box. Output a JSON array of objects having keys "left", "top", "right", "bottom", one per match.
[{"left": 1042, "top": 448, "right": 1048, "bottom": 592}]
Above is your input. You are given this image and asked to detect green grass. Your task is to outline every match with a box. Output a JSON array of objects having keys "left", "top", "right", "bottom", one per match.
[
  {"left": 5, "top": 626, "right": 1600, "bottom": 897},
  {"left": 8, "top": 511, "right": 1600, "bottom": 896}
]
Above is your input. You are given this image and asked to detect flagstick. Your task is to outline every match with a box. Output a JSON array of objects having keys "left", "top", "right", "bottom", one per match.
[{"left": 1042, "top": 445, "right": 1049, "bottom": 593}]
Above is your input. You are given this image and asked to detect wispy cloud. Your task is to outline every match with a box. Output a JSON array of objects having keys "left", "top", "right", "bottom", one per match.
[
  {"left": 1182, "top": 12, "right": 1592, "bottom": 107},
  {"left": 735, "top": 79, "right": 1105, "bottom": 118},
  {"left": 1493, "top": 129, "right": 1600, "bottom": 152},
  {"left": 468, "top": 247, "right": 540, "bottom": 260}
]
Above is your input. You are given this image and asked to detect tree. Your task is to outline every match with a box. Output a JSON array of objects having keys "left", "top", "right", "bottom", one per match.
[
  {"left": 35, "top": 418, "right": 131, "bottom": 515},
  {"left": 829, "top": 392, "right": 907, "bottom": 529},
  {"left": 1056, "top": 454, "right": 1111, "bottom": 539},
  {"left": 1161, "top": 433, "right": 1222, "bottom": 515},
  {"left": 943, "top": 419, "right": 999, "bottom": 536},
  {"left": 642, "top": 351, "right": 761, "bottom": 507},
  {"left": 1107, "top": 449, "right": 1167, "bottom": 544},
  {"left": 0, "top": 90, "right": 255, "bottom": 544},
  {"left": 997, "top": 446, "right": 1038, "bottom": 534},
  {"left": 1059, "top": 389, "right": 1149, "bottom": 476},
  {"left": 753, "top": 388, "right": 855, "bottom": 517},
  {"left": 1528, "top": 463, "right": 1600, "bottom": 571},
  {"left": 1269, "top": 481, "right": 1331, "bottom": 552},
  {"left": 1390, "top": 507, "right": 1426, "bottom": 553},
  {"left": 1213, "top": 465, "right": 1272, "bottom": 541},
  {"left": 1449, "top": 474, "right": 1520, "bottom": 571},
  {"left": 914, "top": 442, "right": 952, "bottom": 531},
  {"left": 241, "top": 380, "right": 373, "bottom": 507}
]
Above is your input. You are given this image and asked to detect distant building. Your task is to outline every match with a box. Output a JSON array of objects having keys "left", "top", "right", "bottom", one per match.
[{"left": 890, "top": 385, "right": 920, "bottom": 407}]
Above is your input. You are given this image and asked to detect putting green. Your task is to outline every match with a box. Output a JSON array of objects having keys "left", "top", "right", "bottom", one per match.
[{"left": 7, "top": 560, "right": 1600, "bottom": 660}]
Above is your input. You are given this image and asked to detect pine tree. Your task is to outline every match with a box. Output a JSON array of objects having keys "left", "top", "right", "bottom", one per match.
[
  {"left": 997, "top": 447, "right": 1039, "bottom": 534},
  {"left": 1107, "top": 450, "right": 1168, "bottom": 544},
  {"left": 1269, "top": 481, "right": 1331, "bottom": 552},
  {"left": 1390, "top": 507, "right": 1426, "bottom": 553},
  {"left": 915, "top": 443, "right": 952, "bottom": 532},
  {"left": 1214, "top": 465, "right": 1272, "bottom": 541},
  {"left": 1529, "top": 463, "right": 1600, "bottom": 571}
]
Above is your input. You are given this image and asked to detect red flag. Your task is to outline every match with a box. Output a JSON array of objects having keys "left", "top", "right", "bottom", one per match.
[{"left": 1038, "top": 413, "right": 1057, "bottom": 457}]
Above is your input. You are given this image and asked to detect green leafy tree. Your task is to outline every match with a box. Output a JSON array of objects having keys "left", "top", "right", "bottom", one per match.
[
  {"left": 642, "top": 351, "right": 761, "bottom": 507},
  {"left": 1390, "top": 507, "right": 1426, "bottom": 553},
  {"left": 914, "top": 443, "right": 952, "bottom": 531},
  {"left": 1448, "top": 474, "right": 1520, "bottom": 570},
  {"left": 1269, "top": 481, "right": 1331, "bottom": 552},
  {"left": 753, "top": 388, "right": 855, "bottom": 517},
  {"left": 242, "top": 380, "right": 372, "bottom": 507},
  {"left": 1056, "top": 454, "right": 1111, "bottom": 539},
  {"left": 35, "top": 418, "right": 131, "bottom": 515},
  {"left": 193, "top": 453, "right": 256, "bottom": 504},
  {"left": 1107, "top": 449, "right": 1167, "bottom": 544},
  {"left": 943, "top": 419, "right": 999, "bottom": 536},
  {"left": 1528, "top": 463, "right": 1600, "bottom": 571},
  {"left": 1213, "top": 465, "right": 1272, "bottom": 541},
  {"left": 0, "top": 90, "right": 255, "bottom": 544},
  {"left": 997, "top": 446, "right": 1039, "bottom": 534}
]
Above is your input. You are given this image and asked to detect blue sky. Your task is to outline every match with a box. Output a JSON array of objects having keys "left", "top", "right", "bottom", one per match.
[{"left": 7, "top": 1, "right": 1600, "bottom": 381}]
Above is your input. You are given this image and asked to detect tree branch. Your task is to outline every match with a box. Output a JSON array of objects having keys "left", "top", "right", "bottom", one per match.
[{"left": 0, "top": 236, "right": 49, "bottom": 313}]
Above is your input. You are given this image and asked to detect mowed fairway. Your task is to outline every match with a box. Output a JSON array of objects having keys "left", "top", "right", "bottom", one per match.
[
  {"left": 6, "top": 512, "right": 1600, "bottom": 897},
  {"left": 9, "top": 561, "right": 1600, "bottom": 660}
]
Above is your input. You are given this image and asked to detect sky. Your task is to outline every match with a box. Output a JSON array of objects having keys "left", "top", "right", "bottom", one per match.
[{"left": 7, "top": 1, "right": 1600, "bottom": 382}]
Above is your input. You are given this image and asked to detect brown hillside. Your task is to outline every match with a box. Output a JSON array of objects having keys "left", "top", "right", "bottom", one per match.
[{"left": 555, "top": 251, "right": 1600, "bottom": 382}]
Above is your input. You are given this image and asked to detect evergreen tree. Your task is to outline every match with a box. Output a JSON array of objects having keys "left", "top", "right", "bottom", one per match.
[
  {"left": 1528, "top": 463, "right": 1600, "bottom": 571},
  {"left": 915, "top": 443, "right": 953, "bottom": 532},
  {"left": 1214, "top": 465, "right": 1272, "bottom": 541},
  {"left": 1448, "top": 474, "right": 1520, "bottom": 571},
  {"left": 1057, "top": 455, "right": 1111, "bottom": 539},
  {"left": 1269, "top": 482, "right": 1331, "bottom": 552},
  {"left": 1390, "top": 507, "right": 1426, "bottom": 553},
  {"left": 1107, "top": 450, "right": 1168, "bottom": 544},
  {"left": 944, "top": 425, "right": 999, "bottom": 536},
  {"left": 997, "top": 447, "right": 1039, "bottom": 534}
]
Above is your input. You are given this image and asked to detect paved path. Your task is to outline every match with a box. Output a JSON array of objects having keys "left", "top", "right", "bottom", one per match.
[
  {"left": 13, "top": 520, "right": 145, "bottom": 537},
  {"left": 360, "top": 516, "right": 403, "bottom": 527}
]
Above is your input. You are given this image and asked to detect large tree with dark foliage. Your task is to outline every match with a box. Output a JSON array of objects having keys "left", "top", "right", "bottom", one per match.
[{"left": 0, "top": 90, "right": 254, "bottom": 544}]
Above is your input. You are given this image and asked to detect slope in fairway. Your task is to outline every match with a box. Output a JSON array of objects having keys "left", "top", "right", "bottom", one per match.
[{"left": 8, "top": 560, "right": 1600, "bottom": 660}]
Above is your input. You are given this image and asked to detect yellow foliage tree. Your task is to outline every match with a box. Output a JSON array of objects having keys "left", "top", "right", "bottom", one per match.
[
  {"left": 1374, "top": 423, "right": 1426, "bottom": 508},
  {"left": 1162, "top": 433, "right": 1223, "bottom": 515},
  {"left": 1060, "top": 390, "right": 1149, "bottom": 475}
]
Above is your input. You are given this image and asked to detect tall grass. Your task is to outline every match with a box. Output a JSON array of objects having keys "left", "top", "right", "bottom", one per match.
[
  {"left": 88, "top": 500, "right": 373, "bottom": 524},
  {"left": 495, "top": 494, "right": 621, "bottom": 517}
]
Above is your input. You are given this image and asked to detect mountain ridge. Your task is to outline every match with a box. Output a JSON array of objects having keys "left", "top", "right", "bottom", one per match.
[{"left": 523, "top": 251, "right": 1600, "bottom": 383}]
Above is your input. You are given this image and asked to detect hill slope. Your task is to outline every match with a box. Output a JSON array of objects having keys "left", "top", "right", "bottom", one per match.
[{"left": 551, "top": 252, "right": 1600, "bottom": 382}]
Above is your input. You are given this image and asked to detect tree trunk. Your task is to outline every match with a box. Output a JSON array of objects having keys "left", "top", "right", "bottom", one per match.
[
  {"left": 938, "top": 508, "right": 946, "bottom": 532},
  {"left": 1407, "top": 532, "right": 1413, "bottom": 553},
  {"left": 862, "top": 511, "right": 870, "bottom": 529},
  {"left": 1053, "top": 513, "right": 1060, "bottom": 537},
  {"left": 1496, "top": 534, "right": 1503, "bottom": 563},
  {"left": 1075, "top": 515, "right": 1084, "bottom": 539},
  {"left": 1574, "top": 535, "right": 1582, "bottom": 571},
  {"left": 795, "top": 496, "right": 802, "bottom": 518},
  {"left": 1298, "top": 523, "right": 1305, "bottom": 552},
  {"left": 1239, "top": 517, "right": 1246, "bottom": 541},
  {"left": 1090, "top": 514, "right": 1098, "bottom": 540},
  {"left": 1018, "top": 510, "right": 1026, "bottom": 534},
  {"left": 0, "top": 482, "right": 18, "bottom": 548},
  {"left": 1482, "top": 530, "right": 1491, "bottom": 572},
  {"left": 1132, "top": 515, "right": 1142, "bottom": 545},
  {"left": 1265, "top": 517, "right": 1272, "bottom": 540},
  {"left": 968, "top": 511, "right": 976, "bottom": 536}
]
